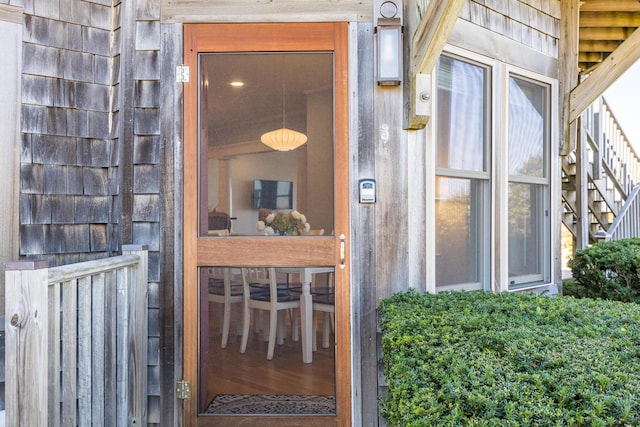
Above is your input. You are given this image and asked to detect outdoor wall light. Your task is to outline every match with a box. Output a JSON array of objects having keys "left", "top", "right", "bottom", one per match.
[{"left": 376, "top": 2, "right": 402, "bottom": 86}]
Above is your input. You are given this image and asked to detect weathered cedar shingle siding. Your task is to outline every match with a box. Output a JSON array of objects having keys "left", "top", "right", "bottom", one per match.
[
  {"left": 7, "top": 0, "right": 165, "bottom": 424},
  {"left": 464, "top": 0, "right": 560, "bottom": 57},
  {"left": 20, "top": 2, "right": 116, "bottom": 258}
]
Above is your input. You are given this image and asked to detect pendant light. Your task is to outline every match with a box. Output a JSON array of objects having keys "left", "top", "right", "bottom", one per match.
[{"left": 260, "top": 62, "right": 307, "bottom": 151}]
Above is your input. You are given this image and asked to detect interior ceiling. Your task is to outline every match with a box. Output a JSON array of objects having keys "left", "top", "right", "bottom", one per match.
[
  {"left": 579, "top": 0, "right": 640, "bottom": 74},
  {"left": 202, "top": 52, "right": 333, "bottom": 145}
]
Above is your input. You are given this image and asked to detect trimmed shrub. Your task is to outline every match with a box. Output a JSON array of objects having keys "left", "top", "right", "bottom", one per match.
[
  {"left": 561, "top": 279, "right": 591, "bottom": 299},
  {"left": 568, "top": 238, "right": 640, "bottom": 302},
  {"left": 379, "top": 290, "right": 640, "bottom": 426}
]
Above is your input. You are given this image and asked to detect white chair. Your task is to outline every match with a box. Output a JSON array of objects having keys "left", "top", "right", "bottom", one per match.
[
  {"left": 240, "top": 267, "right": 300, "bottom": 360},
  {"left": 310, "top": 273, "right": 335, "bottom": 350},
  {"left": 207, "top": 267, "right": 243, "bottom": 348}
]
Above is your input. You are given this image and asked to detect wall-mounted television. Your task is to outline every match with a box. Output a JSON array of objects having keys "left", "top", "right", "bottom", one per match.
[{"left": 252, "top": 179, "right": 293, "bottom": 210}]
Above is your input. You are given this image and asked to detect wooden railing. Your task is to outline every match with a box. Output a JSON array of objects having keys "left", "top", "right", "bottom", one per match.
[
  {"left": 600, "top": 98, "right": 640, "bottom": 193},
  {"left": 563, "top": 96, "right": 640, "bottom": 245},
  {"left": 596, "top": 184, "right": 640, "bottom": 241},
  {"left": 4, "top": 245, "right": 148, "bottom": 426}
]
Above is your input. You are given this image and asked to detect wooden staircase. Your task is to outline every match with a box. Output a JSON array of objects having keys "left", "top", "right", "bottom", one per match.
[{"left": 562, "top": 97, "right": 640, "bottom": 248}]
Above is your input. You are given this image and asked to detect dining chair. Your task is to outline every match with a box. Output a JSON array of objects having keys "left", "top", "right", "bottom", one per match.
[
  {"left": 310, "top": 273, "right": 335, "bottom": 350},
  {"left": 207, "top": 267, "right": 243, "bottom": 348},
  {"left": 208, "top": 210, "right": 232, "bottom": 232},
  {"left": 240, "top": 267, "right": 301, "bottom": 360},
  {"left": 242, "top": 267, "right": 270, "bottom": 335}
]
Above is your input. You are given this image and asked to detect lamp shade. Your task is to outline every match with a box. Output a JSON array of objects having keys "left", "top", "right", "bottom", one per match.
[{"left": 260, "top": 127, "right": 308, "bottom": 151}]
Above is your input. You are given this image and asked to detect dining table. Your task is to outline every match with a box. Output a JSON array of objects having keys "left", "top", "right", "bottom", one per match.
[{"left": 276, "top": 266, "right": 335, "bottom": 363}]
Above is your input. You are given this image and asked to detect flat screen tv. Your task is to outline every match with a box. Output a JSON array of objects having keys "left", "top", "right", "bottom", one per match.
[{"left": 252, "top": 179, "right": 293, "bottom": 210}]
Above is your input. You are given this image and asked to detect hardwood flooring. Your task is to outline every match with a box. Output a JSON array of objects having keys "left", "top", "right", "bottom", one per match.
[{"left": 203, "top": 305, "right": 336, "bottom": 408}]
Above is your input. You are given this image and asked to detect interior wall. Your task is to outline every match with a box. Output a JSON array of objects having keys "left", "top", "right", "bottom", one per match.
[
  {"left": 207, "top": 89, "right": 334, "bottom": 236},
  {"left": 208, "top": 151, "right": 299, "bottom": 234},
  {"left": 305, "top": 89, "right": 334, "bottom": 234}
]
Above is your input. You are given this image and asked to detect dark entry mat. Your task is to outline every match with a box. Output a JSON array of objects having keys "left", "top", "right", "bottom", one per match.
[{"left": 205, "top": 394, "right": 336, "bottom": 415}]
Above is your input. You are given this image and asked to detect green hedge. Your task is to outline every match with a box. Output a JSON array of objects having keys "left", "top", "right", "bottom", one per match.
[
  {"left": 379, "top": 290, "right": 640, "bottom": 426},
  {"left": 568, "top": 238, "right": 640, "bottom": 302}
]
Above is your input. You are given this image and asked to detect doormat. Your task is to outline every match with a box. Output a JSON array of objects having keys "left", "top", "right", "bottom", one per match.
[{"left": 205, "top": 394, "right": 336, "bottom": 415}]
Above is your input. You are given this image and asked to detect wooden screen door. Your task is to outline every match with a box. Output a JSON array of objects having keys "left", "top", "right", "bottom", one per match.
[{"left": 183, "top": 23, "right": 350, "bottom": 426}]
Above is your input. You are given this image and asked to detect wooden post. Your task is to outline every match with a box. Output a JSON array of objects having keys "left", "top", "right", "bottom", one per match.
[
  {"left": 576, "top": 119, "right": 590, "bottom": 249},
  {"left": 4, "top": 260, "right": 50, "bottom": 427},
  {"left": 122, "top": 245, "right": 149, "bottom": 426},
  {"left": 0, "top": 5, "right": 22, "bottom": 320}
]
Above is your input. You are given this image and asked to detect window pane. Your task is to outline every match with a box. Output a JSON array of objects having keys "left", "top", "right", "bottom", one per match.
[
  {"left": 435, "top": 177, "right": 483, "bottom": 287},
  {"left": 436, "top": 56, "right": 488, "bottom": 172},
  {"left": 199, "top": 52, "right": 335, "bottom": 236},
  {"left": 508, "top": 183, "right": 543, "bottom": 281},
  {"left": 508, "top": 77, "right": 546, "bottom": 178}
]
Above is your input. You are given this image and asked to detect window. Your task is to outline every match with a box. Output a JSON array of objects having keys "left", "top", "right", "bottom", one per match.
[
  {"left": 507, "top": 76, "right": 550, "bottom": 287},
  {"left": 432, "top": 49, "right": 554, "bottom": 293},
  {"left": 435, "top": 55, "right": 490, "bottom": 291}
]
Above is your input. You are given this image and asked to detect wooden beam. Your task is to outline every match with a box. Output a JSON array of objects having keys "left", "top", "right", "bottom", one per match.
[
  {"left": 579, "top": 26, "right": 636, "bottom": 40},
  {"left": 570, "top": 27, "right": 640, "bottom": 123},
  {"left": 161, "top": 0, "right": 370, "bottom": 23},
  {"left": 559, "top": 0, "right": 580, "bottom": 155},
  {"left": 579, "top": 12, "right": 640, "bottom": 27},
  {"left": 580, "top": 0, "right": 640, "bottom": 12},
  {"left": 410, "top": 0, "right": 465, "bottom": 76},
  {"left": 0, "top": 4, "right": 22, "bottom": 24},
  {"left": 579, "top": 51, "right": 606, "bottom": 63},
  {"left": 579, "top": 39, "right": 621, "bottom": 52},
  {"left": 208, "top": 140, "right": 270, "bottom": 159},
  {"left": 405, "top": 0, "right": 465, "bottom": 129}
]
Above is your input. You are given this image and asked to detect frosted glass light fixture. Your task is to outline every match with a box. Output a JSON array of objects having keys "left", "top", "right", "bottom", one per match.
[
  {"left": 376, "top": 0, "right": 402, "bottom": 87},
  {"left": 260, "top": 69, "right": 307, "bottom": 151}
]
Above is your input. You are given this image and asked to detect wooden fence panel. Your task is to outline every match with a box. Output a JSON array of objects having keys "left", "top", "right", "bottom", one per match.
[
  {"left": 4, "top": 246, "right": 148, "bottom": 426},
  {"left": 4, "top": 260, "right": 49, "bottom": 427},
  {"left": 78, "top": 275, "right": 91, "bottom": 426},
  {"left": 104, "top": 270, "right": 117, "bottom": 423},
  {"left": 116, "top": 266, "right": 129, "bottom": 427},
  {"left": 47, "top": 280, "right": 61, "bottom": 424},
  {"left": 62, "top": 278, "right": 78, "bottom": 427},
  {"left": 92, "top": 272, "right": 106, "bottom": 426}
]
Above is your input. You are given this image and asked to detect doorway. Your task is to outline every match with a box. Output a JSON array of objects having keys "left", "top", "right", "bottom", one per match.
[{"left": 183, "top": 23, "right": 351, "bottom": 426}]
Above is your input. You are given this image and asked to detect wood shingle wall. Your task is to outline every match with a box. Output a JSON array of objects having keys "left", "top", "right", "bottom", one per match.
[
  {"left": 18, "top": 0, "right": 116, "bottom": 263},
  {"left": 463, "top": 0, "right": 560, "bottom": 57},
  {"left": 2, "top": 0, "right": 167, "bottom": 424}
]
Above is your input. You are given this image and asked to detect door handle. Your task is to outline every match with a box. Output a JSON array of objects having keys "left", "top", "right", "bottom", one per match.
[{"left": 339, "top": 234, "right": 345, "bottom": 269}]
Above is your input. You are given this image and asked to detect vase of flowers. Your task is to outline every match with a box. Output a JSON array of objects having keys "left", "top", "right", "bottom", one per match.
[{"left": 257, "top": 207, "right": 311, "bottom": 235}]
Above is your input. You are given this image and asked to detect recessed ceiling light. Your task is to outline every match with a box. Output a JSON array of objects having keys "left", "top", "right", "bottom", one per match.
[{"left": 230, "top": 81, "right": 244, "bottom": 87}]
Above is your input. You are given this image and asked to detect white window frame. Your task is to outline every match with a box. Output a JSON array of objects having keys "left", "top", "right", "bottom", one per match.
[
  {"left": 433, "top": 51, "right": 492, "bottom": 292},
  {"left": 425, "top": 45, "right": 559, "bottom": 294}
]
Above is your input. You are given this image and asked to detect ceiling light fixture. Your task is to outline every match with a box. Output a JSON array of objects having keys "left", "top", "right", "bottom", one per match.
[
  {"left": 230, "top": 80, "right": 244, "bottom": 87},
  {"left": 260, "top": 60, "right": 307, "bottom": 151}
]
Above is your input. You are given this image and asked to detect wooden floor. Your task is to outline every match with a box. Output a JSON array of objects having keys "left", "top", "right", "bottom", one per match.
[{"left": 202, "top": 304, "right": 336, "bottom": 410}]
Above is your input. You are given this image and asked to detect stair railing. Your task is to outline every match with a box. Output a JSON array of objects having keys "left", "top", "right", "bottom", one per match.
[
  {"left": 595, "top": 184, "right": 640, "bottom": 241},
  {"left": 599, "top": 97, "right": 640, "bottom": 195},
  {"left": 566, "top": 96, "right": 640, "bottom": 244}
]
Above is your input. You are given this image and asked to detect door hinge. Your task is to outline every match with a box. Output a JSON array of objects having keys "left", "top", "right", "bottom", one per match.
[
  {"left": 176, "top": 380, "right": 191, "bottom": 399},
  {"left": 176, "top": 65, "right": 190, "bottom": 83}
]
